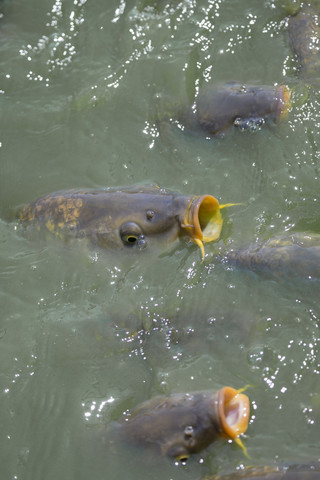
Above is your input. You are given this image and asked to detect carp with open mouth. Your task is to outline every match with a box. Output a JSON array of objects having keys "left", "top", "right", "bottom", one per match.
[
  {"left": 17, "top": 184, "right": 236, "bottom": 260},
  {"left": 108, "top": 387, "right": 250, "bottom": 462}
]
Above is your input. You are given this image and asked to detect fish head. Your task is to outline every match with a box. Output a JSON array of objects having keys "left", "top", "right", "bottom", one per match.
[
  {"left": 93, "top": 189, "right": 224, "bottom": 258},
  {"left": 196, "top": 84, "right": 292, "bottom": 136},
  {"left": 92, "top": 189, "right": 187, "bottom": 251},
  {"left": 117, "top": 387, "right": 250, "bottom": 463},
  {"left": 163, "top": 386, "right": 250, "bottom": 461}
]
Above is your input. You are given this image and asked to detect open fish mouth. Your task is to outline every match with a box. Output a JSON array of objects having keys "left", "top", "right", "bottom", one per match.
[
  {"left": 217, "top": 386, "right": 250, "bottom": 457},
  {"left": 182, "top": 194, "right": 240, "bottom": 260},
  {"left": 276, "top": 85, "right": 292, "bottom": 121},
  {"left": 182, "top": 194, "right": 222, "bottom": 260}
]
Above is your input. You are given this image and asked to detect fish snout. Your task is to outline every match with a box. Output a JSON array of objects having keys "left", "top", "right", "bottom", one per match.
[
  {"left": 218, "top": 386, "right": 250, "bottom": 438},
  {"left": 182, "top": 194, "right": 222, "bottom": 260},
  {"left": 215, "top": 386, "right": 250, "bottom": 457}
]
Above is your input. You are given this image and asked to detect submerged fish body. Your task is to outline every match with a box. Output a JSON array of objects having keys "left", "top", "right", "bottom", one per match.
[
  {"left": 112, "top": 387, "right": 250, "bottom": 462},
  {"left": 288, "top": 5, "right": 320, "bottom": 83},
  {"left": 208, "top": 463, "right": 320, "bottom": 480},
  {"left": 17, "top": 185, "right": 227, "bottom": 259},
  {"left": 226, "top": 233, "right": 320, "bottom": 280},
  {"left": 177, "top": 84, "right": 291, "bottom": 137}
]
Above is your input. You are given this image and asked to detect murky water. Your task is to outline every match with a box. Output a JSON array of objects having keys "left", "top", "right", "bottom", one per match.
[{"left": 1, "top": 0, "right": 320, "bottom": 479}]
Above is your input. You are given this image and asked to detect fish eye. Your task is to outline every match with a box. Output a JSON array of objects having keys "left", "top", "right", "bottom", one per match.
[
  {"left": 120, "top": 222, "right": 144, "bottom": 247},
  {"left": 125, "top": 235, "right": 138, "bottom": 244},
  {"left": 177, "top": 454, "right": 189, "bottom": 464}
]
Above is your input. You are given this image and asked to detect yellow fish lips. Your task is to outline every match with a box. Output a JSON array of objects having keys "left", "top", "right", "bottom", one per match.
[
  {"left": 217, "top": 386, "right": 251, "bottom": 457},
  {"left": 182, "top": 194, "right": 222, "bottom": 260},
  {"left": 182, "top": 194, "right": 224, "bottom": 260},
  {"left": 276, "top": 84, "right": 292, "bottom": 122}
]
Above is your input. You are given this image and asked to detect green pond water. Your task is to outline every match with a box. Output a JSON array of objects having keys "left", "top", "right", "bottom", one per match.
[{"left": 1, "top": 0, "right": 320, "bottom": 479}]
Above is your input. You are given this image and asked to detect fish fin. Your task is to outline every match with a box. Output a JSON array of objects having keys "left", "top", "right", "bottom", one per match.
[
  {"left": 234, "top": 436, "right": 250, "bottom": 459},
  {"left": 193, "top": 237, "right": 205, "bottom": 261}
]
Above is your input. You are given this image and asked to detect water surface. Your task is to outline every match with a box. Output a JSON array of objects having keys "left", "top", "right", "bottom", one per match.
[{"left": 1, "top": 1, "right": 320, "bottom": 479}]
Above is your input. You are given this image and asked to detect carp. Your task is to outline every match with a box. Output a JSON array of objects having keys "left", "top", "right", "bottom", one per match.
[
  {"left": 17, "top": 185, "right": 235, "bottom": 260},
  {"left": 225, "top": 233, "right": 320, "bottom": 280},
  {"left": 288, "top": 4, "right": 320, "bottom": 83},
  {"left": 206, "top": 463, "right": 320, "bottom": 480},
  {"left": 173, "top": 83, "right": 291, "bottom": 137},
  {"left": 107, "top": 387, "right": 250, "bottom": 462}
]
